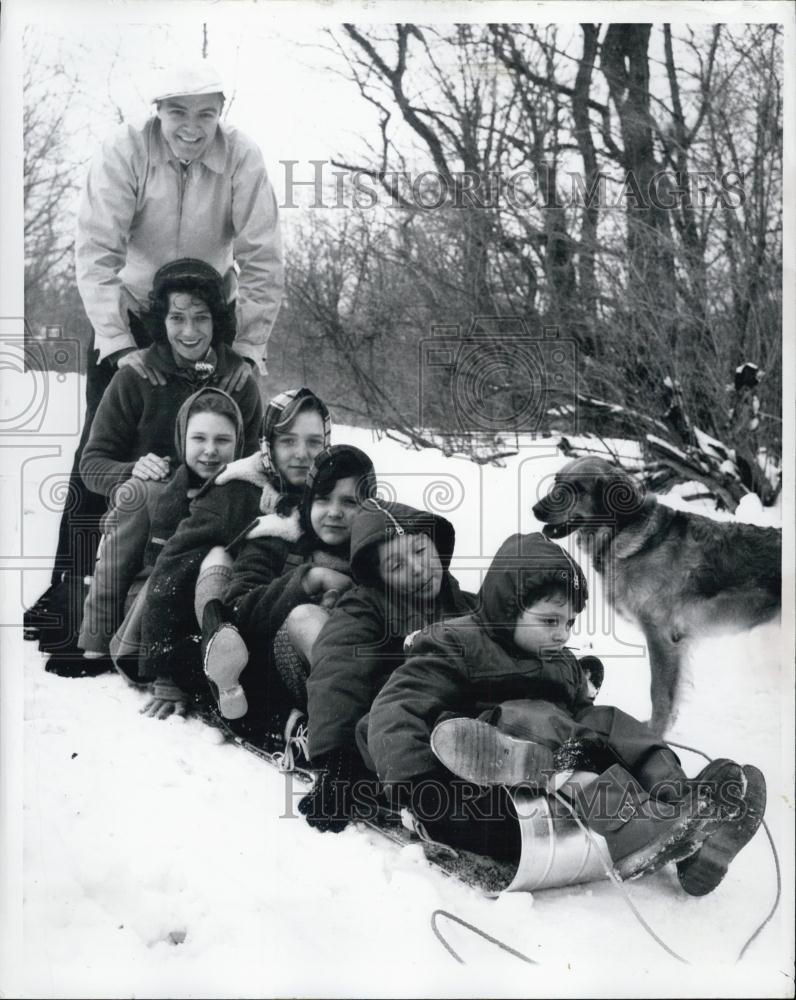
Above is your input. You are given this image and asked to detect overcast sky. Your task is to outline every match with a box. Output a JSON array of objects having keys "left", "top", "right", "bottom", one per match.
[{"left": 20, "top": 8, "right": 383, "bottom": 205}]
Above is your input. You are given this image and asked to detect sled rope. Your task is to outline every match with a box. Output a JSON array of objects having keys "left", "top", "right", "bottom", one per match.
[
  {"left": 430, "top": 909, "right": 538, "bottom": 966},
  {"left": 400, "top": 809, "right": 460, "bottom": 859},
  {"left": 551, "top": 790, "right": 690, "bottom": 964},
  {"left": 667, "top": 740, "right": 782, "bottom": 963}
]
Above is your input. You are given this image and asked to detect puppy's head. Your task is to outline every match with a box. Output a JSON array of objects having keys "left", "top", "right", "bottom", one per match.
[{"left": 532, "top": 457, "right": 645, "bottom": 539}]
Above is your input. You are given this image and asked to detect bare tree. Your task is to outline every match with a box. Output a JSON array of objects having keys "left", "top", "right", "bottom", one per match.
[
  {"left": 23, "top": 36, "right": 83, "bottom": 297},
  {"left": 301, "top": 22, "right": 782, "bottom": 507}
]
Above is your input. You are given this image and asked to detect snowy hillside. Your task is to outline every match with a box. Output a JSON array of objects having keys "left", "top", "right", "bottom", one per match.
[{"left": 4, "top": 375, "right": 794, "bottom": 998}]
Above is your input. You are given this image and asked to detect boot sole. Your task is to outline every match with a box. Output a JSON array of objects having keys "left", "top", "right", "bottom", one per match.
[
  {"left": 677, "top": 765, "right": 766, "bottom": 896},
  {"left": 431, "top": 718, "right": 554, "bottom": 786},
  {"left": 204, "top": 625, "right": 249, "bottom": 720},
  {"left": 614, "top": 809, "right": 713, "bottom": 881}
]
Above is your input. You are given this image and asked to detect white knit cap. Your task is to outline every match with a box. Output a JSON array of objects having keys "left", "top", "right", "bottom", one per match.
[{"left": 150, "top": 61, "right": 225, "bottom": 104}]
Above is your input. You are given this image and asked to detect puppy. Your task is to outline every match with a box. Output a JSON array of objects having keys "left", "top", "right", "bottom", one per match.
[{"left": 532, "top": 457, "right": 781, "bottom": 734}]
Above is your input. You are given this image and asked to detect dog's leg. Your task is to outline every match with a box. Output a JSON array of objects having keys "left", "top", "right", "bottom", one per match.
[{"left": 643, "top": 625, "right": 685, "bottom": 737}]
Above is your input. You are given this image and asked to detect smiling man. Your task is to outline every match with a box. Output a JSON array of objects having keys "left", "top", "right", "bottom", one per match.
[
  {"left": 76, "top": 60, "right": 283, "bottom": 382},
  {"left": 26, "top": 60, "right": 284, "bottom": 665}
]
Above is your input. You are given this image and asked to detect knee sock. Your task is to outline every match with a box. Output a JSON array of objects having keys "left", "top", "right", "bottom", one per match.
[{"left": 194, "top": 564, "right": 234, "bottom": 625}]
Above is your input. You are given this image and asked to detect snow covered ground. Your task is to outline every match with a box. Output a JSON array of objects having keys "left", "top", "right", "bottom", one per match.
[{"left": 2, "top": 374, "right": 794, "bottom": 998}]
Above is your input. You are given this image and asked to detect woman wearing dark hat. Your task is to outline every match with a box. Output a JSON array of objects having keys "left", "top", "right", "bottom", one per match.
[{"left": 40, "top": 259, "right": 263, "bottom": 675}]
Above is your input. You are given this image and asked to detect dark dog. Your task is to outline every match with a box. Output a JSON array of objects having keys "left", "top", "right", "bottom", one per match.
[{"left": 532, "top": 457, "right": 781, "bottom": 734}]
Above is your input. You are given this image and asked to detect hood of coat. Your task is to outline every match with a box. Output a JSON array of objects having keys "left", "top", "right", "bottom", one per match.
[
  {"left": 299, "top": 444, "right": 377, "bottom": 549},
  {"left": 173, "top": 386, "right": 245, "bottom": 470},
  {"left": 477, "top": 532, "right": 587, "bottom": 651},
  {"left": 258, "top": 387, "right": 332, "bottom": 495},
  {"left": 349, "top": 499, "right": 456, "bottom": 588}
]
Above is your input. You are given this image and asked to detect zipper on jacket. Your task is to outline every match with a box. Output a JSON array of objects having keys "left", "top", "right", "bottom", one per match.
[{"left": 176, "top": 161, "right": 190, "bottom": 252}]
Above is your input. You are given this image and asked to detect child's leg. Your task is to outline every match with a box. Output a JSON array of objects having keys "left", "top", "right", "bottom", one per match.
[
  {"left": 194, "top": 546, "right": 234, "bottom": 624},
  {"left": 575, "top": 704, "right": 689, "bottom": 795},
  {"left": 285, "top": 604, "right": 329, "bottom": 661},
  {"left": 272, "top": 605, "right": 330, "bottom": 709}
]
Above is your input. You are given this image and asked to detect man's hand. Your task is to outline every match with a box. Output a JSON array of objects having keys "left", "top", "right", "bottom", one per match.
[
  {"left": 132, "top": 453, "right": 171, "bottom": 482},
  {"left": 217, "top": 356, "right": 253, "bottom": 393},
  {"left": 302, "top": 567, "right": 353, "bottom": 597},
  {"left": 117, "top": 349, "right": 167, "bottom": 386},
  {"left": 141, "top": 679, "right": 188, "bottom": 720}
]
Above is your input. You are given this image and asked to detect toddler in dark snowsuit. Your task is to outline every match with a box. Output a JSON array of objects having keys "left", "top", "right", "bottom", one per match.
[{"left": 367, "top": 532, "right": 767, "bottom": 894}]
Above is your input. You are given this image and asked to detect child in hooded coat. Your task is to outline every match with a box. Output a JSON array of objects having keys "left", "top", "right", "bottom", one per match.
[
  {"left": 78, "top": 387, "right": 245, "bottom": 676},
  {"left": 366, "top": 532, "right": 766, "bottom": 892},
  {"left": 200, "top": 445, "right": 377, "bottom": 733},
  {"left": 135, "top": 387, "right": 331, "bottom": 717},
  {"left": 299, "top": 499, "right": 477, "bottom": 832}
]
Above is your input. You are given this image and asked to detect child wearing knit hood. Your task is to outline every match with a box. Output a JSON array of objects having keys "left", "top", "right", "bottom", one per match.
[
  {"left": 134, "top": 387, "right": 331, "bottom": 719},
  {"left": 77, "top": 387, "right": 244, "bottom": 677},
  {"left": 199, "top": 444, "right": 377, "bottom": 732},
  {"left": 365, "top": 531, "right": 766, "bottom": 895},
  {"left": 298, "top": 499, "right": 477, "bottom": 832}
]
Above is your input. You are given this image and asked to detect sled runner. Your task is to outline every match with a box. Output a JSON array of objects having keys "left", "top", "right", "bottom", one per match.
[{"left": 194, "top": 701, "right": 606, "bottom": 896}]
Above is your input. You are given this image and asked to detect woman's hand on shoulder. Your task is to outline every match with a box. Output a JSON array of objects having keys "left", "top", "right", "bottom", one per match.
[
  {"left": 117, "top": 349, "right": 167, "bottom": 386},
  {"left": 132, "top": 453, "right": 171, "bottom": 482}
]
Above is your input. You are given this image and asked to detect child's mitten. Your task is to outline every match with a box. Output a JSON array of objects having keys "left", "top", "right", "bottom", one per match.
[{"left": 298, "top": 748, "right": 368, "bottom": 833}]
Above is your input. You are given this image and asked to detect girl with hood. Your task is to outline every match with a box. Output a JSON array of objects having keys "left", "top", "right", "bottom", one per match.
[
  {"left": 299, "top": 499, "right": 476, "bottom": 832},
  {"left": 200, "top": 444, "right": 376, "bottom": 729},
  {"left": 78, "top": 387, "right": 243, "bottom": 678},
  {"left": 41, "top": 259, "right": 263, "bottom": 676},
  {"left": 135, "top": 387, "right": 331, "bottom": 719}
]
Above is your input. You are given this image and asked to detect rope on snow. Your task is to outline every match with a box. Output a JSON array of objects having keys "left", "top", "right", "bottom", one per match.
[
  {"left": 430, "top": 741, "right": 781, "bottom": 967},
  {"left": 430, "top": 909, "right": 538, "bottom": 966}
]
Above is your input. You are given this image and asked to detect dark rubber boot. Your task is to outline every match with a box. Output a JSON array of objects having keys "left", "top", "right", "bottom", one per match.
[
  {"left": 24, "top": 586, "right": 56, "bottom": 641},
  {"left": 565, "top": 764, "right": 714, "bottom": 881},
  {"left": 677, "top": 764, "right": 766, "bottom": 896},
  {"left": 635, "top": 747, "right": 689, "bottom": 801},
  {"left": 45, "top": 653, "right": 114, "bottom": 678},
  {"left": 430, "top": 718, "right": 555, "bottom": 787},
  {"left": 201, "top": 599, "right": 249, "bottom": 720}
]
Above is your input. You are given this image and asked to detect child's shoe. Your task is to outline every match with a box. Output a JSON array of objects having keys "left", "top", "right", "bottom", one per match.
[
  {"left": 279, "top": 708, "right": 310, "bottom": 772},
  {"left": 676, "top": 764, "right": 766, "bottom": 896},
  {"left": 430, "top": 717, "right": 555, "bottom": 786},
  {"left": 202, "top": 599, "right": 249, "bottom": 720}
]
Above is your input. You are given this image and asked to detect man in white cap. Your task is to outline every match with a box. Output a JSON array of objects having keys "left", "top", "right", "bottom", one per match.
[
  {"left": 76, "top": 58, "right": 283, "bottom": 385},
  {"left": 26, "top": 59, "right": 284, "bottom": 668}
]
